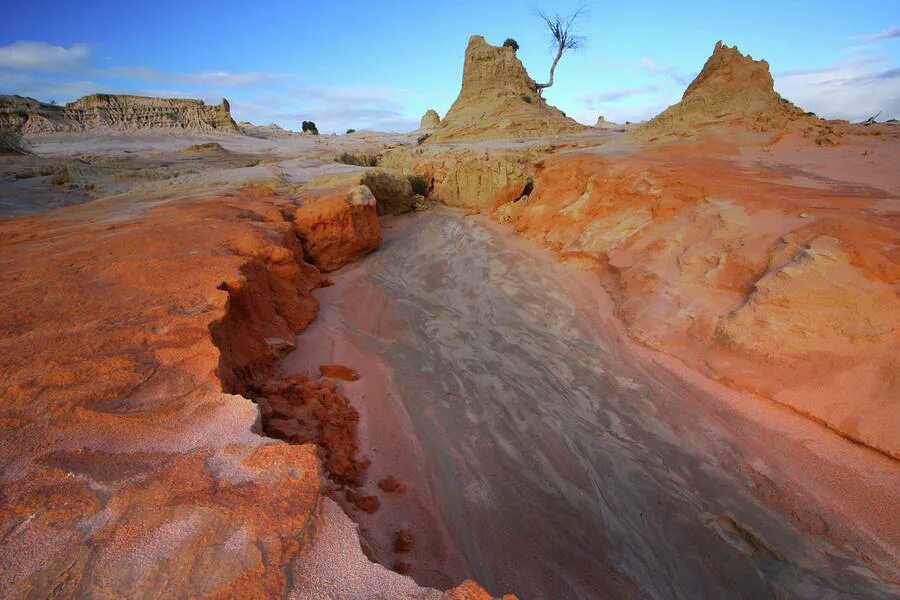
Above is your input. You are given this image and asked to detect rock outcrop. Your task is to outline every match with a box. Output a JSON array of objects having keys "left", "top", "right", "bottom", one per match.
[
  {"left": 631, "top": 42, "right": 822, "bottom": 141},
  {"left": 0, "top": 178, "right": 507, "bottom": 597},
  {"left": 239, "top": 121, "right": 292, "bottom": 138},
  {"left": 294, "top": 184, "right": 382, "bottom": 271},
  {"left": 300, "top": 167, "right": 417, "bottom": 216},
  {"left": 594, "top": 116, "right": 623, "bottom": 130},
  {"left": 0, "top": 94, "right": 239, "bottom": 134},
  {"left": 419, "top": 109, "right": 441, "bottom": 131},
  {"left": 429, "top": 36, "right": 584, "bottom": 142},
  {"left": 490, "top": 145, "right": 900, "bottom": 457},
  {"left": 0, "top": 191, "right": 325, "bottom": 598},
  {"left": 381, "top": 147, "right": 533, "bottom": 210}
]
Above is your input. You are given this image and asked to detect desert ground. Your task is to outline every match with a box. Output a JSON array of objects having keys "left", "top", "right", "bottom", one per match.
[{"left": 0, "top": 36, "right": 898, "bottom": 600}]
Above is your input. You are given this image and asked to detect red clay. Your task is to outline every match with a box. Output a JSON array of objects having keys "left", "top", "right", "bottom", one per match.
[
  {"left": 319, "top": 364, "right": 361, "bottom": 380},
  {"left": 378, "top": 475, "right": 406, "bottom": 493}
]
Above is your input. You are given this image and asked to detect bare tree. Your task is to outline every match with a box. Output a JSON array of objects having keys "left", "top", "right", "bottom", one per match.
[{"left": 534, "top": 5, "right": 589, "bottom": 93}]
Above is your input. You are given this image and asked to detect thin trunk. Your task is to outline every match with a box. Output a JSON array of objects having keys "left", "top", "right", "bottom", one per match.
[{"left": 535, "top": 44, "right": 564, "bottom": 91}]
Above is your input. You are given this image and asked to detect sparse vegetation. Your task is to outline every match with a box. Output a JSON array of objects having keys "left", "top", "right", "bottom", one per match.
[
  {"left": 521, "top": 94, "right": 533, "bottom": 104},
  {"left": 777, "top": 94, "right": 798, "bottom": 108},
  {"left": 503, "top": 38, "right": 520, "bottom": 52},
  {"left": 0, "top": 126, "right": 28, "bottom": 155},
  {"left": 182, "top": 142, "right": 226, "bottom": 153},
  {"left": 416, "top": 133, "right": 431, "bottom": 145},
  {"left": 50, "top": 166, "right": 70, "bottom": 186},
  {"left": 336, "top": 152, "right": 378, "bottom": 167},
  {"left": 301, "top": 120, "right": 319, "bottom": 135},
  {"left": 408, "top": 175, "right": 428, "bottom": 196},
  {"left": 346, "top": 128, "right": 356, "bottom": 134}
]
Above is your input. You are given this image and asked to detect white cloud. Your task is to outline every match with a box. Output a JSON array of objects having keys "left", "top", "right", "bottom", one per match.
[
  {"left": 843, "top": 44, "right": 880, "bottom": 54},
  {"left": 570, "top": 98, "right": 674, "bottom": 126},
  {"left": 0, "top": 41, "right": 284, "bottom": 89},
  {"left": 0, "top": 70, "right": 112, "bottom": 101},
  {"left": 578, "top": 84, "right": 660, "bottom": 107},
  {"left": 0, "top": 41, "right": 91, "bottom": 72},
  {"left": 638, "top": 57, "right": 676, "bottom": 75},
  {"left": 0, "top": 39, "right": 422, "bottom": 132},
  {"left": 228, "top": 86, "right": 417, "bottom": 134},
  {"left": 571, "top": 55, "right": 693, "bottom": 124},
  {"left": 637, "top": 57, "right": 692, "bottom": 85},
  {"left": 852, "top": 26, "right": 900, "bottom": 41},
  {"left": 775, "top": 59, "right": 900, "bottom": 121},
  {"left": 104, "top": 67, "right": 282, "bottom": 88},
  {"left": 190, "top": 71, "right": 279, "bottom": 88}
]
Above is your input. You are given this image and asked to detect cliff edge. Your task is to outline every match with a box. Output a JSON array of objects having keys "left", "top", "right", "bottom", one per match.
[{"left": 0, "top": 94, "right": 240, "bottom": 134}]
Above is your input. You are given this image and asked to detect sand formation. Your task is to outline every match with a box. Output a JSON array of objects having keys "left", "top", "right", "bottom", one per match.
[
  {"left": 429, "top": 35, "right": 584, "bottom": 142},
  {"left": 594, "top": 115, "right": 623, "bottom": 130},
  {"left": 632, "top": 41, "right": 823, "bottom": 141},
  {"left": 419, "top": 109, "right": 441, "bottom": 131},
  {"left": 239, "top": 121, "right": 292, "bottom": 138},
  {"left": 0, "top": 94, "right": 239, "bottom": 134}
]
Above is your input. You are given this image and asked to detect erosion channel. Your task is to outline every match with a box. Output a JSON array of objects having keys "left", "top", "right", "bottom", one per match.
[{"left": 282, "top": 208, "right": 900, "bottom": 600}]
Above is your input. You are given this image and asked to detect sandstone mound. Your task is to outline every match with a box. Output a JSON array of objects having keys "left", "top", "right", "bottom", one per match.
[
  {"left": 419, "top": 109, "right": 440, "bottom": 131},
  {"left": 240, "top": 121, "right": 294, "bottom": 139},
  {"left": 595, "top": 116, "right": 624, "bottom": 130},
  {"left": 301, "top": 168, "right": 417, "bottom": 216},
  {"left": 631, "top": 41, "right": 818, "bottom": 141},
  {"left": 181, "top": 142, "right": 228, "bottom": 153},
  {"left": 430, "top": 35, "right": 584, "bottom": 142},
  {"left": 0, "top": 94, "right": 239, "bottom": 134}
]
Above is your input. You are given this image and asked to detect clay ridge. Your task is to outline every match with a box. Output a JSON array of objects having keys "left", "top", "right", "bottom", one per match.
[{"left": 0, "top": 93, "right": 240, "bottom": 134}]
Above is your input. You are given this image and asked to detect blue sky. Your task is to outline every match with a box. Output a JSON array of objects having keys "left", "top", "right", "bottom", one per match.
[{"left": 1, "top": 0, "right": 898, "bottom": 133}]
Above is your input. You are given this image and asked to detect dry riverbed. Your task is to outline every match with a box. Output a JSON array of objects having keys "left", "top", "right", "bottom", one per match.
[{"left": 282, "top": 208, "right": 900, "bottom": 599}]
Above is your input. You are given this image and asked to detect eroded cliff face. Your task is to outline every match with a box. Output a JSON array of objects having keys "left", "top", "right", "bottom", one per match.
[
  {"left": 293, "top": 184, "right": 383, "bottom": 271},
  {"left": 429, "top": 36, "right": 584, "bottom": 142},
  {"left": 380, "top": 146, "right": 535, "bottom": 209},
  {"left": 0, "top": 94, "right": 240, "bottom": 133},
  {"left": 0, "top": 191, "right": 324, "bottom": 598}
]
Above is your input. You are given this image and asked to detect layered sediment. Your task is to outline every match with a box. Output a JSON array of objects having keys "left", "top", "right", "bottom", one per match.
[
  {"left": 0, "top": 190, "right": 324, "bottom": 597},
  {"left": 0, "top": 94, "right": 239, "bottom": 133},
  {"left": 490, "top": 142, "right": 899, "bottom": 457},
  {"left": 381, "top": 146, "right": 535, "bottom": 209}
]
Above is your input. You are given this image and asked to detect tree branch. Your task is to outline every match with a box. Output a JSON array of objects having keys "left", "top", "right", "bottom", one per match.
[{"left": 533, "top": 5, "right": 588, "bottom": 92}]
